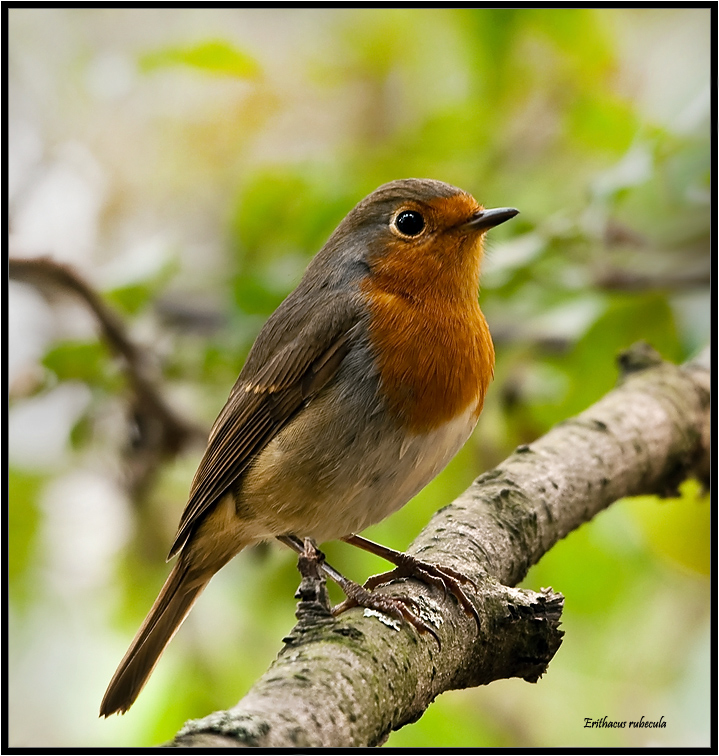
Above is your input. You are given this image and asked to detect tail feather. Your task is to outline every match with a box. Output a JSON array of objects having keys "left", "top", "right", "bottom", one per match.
[{"left": 100, "top": 561, "right": 208, "bottom": 717}]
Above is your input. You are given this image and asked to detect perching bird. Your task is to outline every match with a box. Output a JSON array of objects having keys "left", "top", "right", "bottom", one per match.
[{"left": 100, "top": 178, "right": 518, "bottom": 716}]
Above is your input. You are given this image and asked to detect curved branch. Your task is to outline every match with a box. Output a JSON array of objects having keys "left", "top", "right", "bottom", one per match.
[
  {"left": 165, "top": 343, "right": 709, "bottom": 747},
  {"left": 9, "top": 256, "right": 206, "bottom": 495}
]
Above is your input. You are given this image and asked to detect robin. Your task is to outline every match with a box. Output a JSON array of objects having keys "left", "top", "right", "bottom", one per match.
[{"left": 100, "top": 178, "right": 518, "bottom": 717}]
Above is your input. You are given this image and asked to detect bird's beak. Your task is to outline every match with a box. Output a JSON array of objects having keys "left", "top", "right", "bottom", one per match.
[{"left": 461, "top": 207, "right": 519, "bottom": 232}]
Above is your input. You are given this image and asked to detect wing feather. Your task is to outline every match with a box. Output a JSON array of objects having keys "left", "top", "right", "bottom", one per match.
[{"left": 168, "top": 294, "right": 361, "bottom": 558}]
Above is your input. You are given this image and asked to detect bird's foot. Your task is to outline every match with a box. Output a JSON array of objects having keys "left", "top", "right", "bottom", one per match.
[
  {"left": 332, "top": 580, "right": 441, "bottom": 646},
  {"left": 277, "top": 533, "right": 477, "bottom": 646},
  {"left": 363, "top": 557, "right": 480, "bottom": 631},
  {"left": 294, "top": 538, "right": 333, "bottom": 618},
  {"left": 341, "top": 534, "right": 480, "bottom": 631}
]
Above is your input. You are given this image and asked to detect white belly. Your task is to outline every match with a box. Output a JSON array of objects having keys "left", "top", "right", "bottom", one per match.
[
  {"left": 333, "top": 406, "right": 477, "bottom": 538},
  {"left": 240, "top": 401, "right": 478, "bottom": 544}
]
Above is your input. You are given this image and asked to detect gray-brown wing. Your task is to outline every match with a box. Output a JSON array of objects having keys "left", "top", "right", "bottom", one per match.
[{"left": 168, "top": 298, "right": 361, "bottom": 558}]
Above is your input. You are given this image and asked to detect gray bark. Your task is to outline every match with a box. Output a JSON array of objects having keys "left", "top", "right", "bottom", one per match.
[{"left": 171, "top": 343, "right": 710, "bottom": 748}]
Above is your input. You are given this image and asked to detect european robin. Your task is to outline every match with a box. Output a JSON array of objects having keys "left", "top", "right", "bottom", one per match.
[{"left": 100, "top": 178, "right": 518, "bottom": 716}]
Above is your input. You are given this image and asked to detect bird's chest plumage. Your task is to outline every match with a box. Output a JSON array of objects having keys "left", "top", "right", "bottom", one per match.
[
  {"left": 240, "top": 342, "right": 480, "bottom": 542},
  {"left": 239, "top": 292, "right": 494, "bottom": 543},
  {"left": 361, "top": 286, "right": 494, "bottom": 433}
]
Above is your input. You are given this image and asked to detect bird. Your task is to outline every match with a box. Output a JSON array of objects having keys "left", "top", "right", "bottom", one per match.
[{"left": 100, "top": 178, "right": 518, "bottom": 717}]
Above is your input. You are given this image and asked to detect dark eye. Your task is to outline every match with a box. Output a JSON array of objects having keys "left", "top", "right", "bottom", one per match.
[{"left": 394, "top": 210, "right": 425, "bottom": 237}]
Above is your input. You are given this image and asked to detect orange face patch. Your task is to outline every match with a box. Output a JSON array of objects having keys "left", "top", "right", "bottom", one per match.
[
  {"left": 425, "top": 193, "right": 484, "bottom": 231},
  {"left": 361, "top": 192, "right": 495, "bottom": 434},
  {"left": 370, "top": 192, "right": 487, "bottom": 304}
]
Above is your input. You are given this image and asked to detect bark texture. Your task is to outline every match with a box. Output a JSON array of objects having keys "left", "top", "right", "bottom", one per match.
[{"left": 171, "top": 344, "right": 709, "bottom": 748}]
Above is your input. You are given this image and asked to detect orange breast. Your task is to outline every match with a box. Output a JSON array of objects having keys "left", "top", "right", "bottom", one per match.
[{"left": 361, "top": 285, "right": 495, "bottom": 434}]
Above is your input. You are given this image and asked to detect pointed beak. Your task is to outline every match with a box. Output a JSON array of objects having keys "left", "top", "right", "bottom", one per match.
[{"left": 461, "top": 207, "right": 519, "bottom": 232}]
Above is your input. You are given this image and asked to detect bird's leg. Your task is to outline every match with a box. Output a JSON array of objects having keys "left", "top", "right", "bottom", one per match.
[
  {"left": 339, "top": 533, "right": 481, "bottom": 630},
  {"left": 278, "top": 535, "right": 325, "bottom": 568},
  {"left": 277, "top": 535, "right": 440, "bottom": 644},
  {"left": 288, "top": 536, "right": 332, "bottom": 618}
]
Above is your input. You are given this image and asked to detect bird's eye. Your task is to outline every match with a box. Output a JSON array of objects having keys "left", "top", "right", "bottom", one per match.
[{"left": 393, "top": 210, "right": 425, "bottom": 237}]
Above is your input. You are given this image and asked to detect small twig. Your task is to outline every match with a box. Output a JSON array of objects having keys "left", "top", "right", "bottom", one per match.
[{"left": 595, "top": 268, "right": 710, "bottom": 291}]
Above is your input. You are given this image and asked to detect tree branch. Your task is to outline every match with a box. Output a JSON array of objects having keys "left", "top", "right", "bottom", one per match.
[
  {"left": 167, "top": 343, "right": 709, "bottom": 747},
  {"left": 595, "top": 267, "right": 710, "bottom": 292},
  {"left": 9, "top": 256, "right": 206, "bottom": 496}
]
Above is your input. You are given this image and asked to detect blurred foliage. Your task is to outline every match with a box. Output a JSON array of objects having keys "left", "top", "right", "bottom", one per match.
[
  {"left": 43, "top": 340, "right": 115, "bottom": 387},
  {"left": 8, "top": 469, "right": 44, "bottom": 606},
  {"left": 625, "top": 479, "right": 710, "bottom": 576},
  {"left": 104, "top": 256, "right": 179, "bottom": 316},
  {"left": 139, "top": 39, "right": 260, "bottom": 79},
  {"left": 8, "top": 7, "right": 709, "bottom": 749}
]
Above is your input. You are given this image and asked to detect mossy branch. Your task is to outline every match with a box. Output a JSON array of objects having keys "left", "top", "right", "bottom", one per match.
[{"left": 170, "top": 343, "right": 710, "bottom": 748}]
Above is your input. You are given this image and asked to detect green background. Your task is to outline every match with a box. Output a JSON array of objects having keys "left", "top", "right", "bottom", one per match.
[{"left": 8, "top": 8, "right": 710, "bottom": 748}]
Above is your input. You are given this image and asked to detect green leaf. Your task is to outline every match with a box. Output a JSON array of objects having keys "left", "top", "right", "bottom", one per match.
[
  {"left": 139, "top": 39, "right": 260, "bottom": 79},
  {"left": 104, "top": 282, "right": 154, "bottom": 316},
  {"left": 104, "top": 255, "right": 179, "bottom": 317},
  {"left": 42, "top": 340, "right": 112, "bottom": 385}
]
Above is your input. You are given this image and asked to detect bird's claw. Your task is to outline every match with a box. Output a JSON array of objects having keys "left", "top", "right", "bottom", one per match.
[
  {"left": 363, "top": 557, "right": 481, "bottom": 631},
  {"left": 332, "top": 582, "right": 441, "bottom": 646}
]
